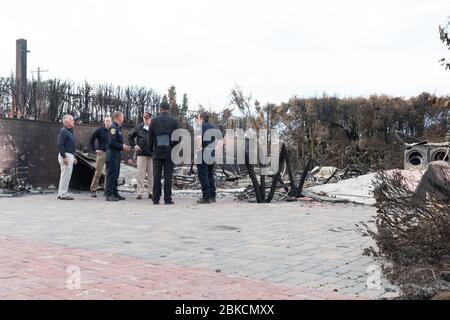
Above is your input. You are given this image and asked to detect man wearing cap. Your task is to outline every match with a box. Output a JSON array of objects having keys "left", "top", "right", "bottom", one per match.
[
  {"left": 128, "top": 112, "right": 154, "bottom": 200},
  {"left": 148, "top": 102, "right": 180, "bottom": 205}
]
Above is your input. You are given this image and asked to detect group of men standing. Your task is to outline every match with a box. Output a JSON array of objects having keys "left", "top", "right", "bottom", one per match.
[{"left": 57, "top": 101, "right": 217, "bottom": 205}]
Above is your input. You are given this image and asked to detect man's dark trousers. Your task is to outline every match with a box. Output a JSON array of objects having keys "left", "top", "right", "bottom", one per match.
[
  {"left": 197, "top": 162, "right": 216, "bottom": 200},
  {"left": 153, "top": 159, "right": 174, "bottom": 202},
  {"left": 105, "top": 150, "right": 121, "bottom": 197}
]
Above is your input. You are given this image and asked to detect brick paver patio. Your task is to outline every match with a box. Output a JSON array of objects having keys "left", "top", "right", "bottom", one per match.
[{"left": 0, "top": 193, "right": 398, "bottom": 300}]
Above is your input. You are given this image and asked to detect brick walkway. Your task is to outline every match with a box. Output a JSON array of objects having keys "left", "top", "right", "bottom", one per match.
[
  {"left": 0, "top": 193, "right": 398, "bottom": 299},
  {"left": 0, "top": 237, "right": 357, "bottom": 300}
]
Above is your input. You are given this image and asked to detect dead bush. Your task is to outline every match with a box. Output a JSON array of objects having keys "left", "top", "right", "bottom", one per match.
[{"left": 365, "top": 170, "right": 450, "bottom": 299}]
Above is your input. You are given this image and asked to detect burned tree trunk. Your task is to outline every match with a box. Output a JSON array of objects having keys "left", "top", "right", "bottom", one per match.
[
  {"left": 245, "top": 142, "right": 297, "bottom": 203},
  {"left": 296, "top": 157, "right": 312, "bottom": 197},
  {"left": 266, "top": 143, "right": 288, "bottom": 203}
]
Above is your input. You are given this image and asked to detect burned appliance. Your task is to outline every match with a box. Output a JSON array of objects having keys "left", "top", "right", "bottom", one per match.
[{"left": 404, "top": 142, "right": 450, "bottom": 170}]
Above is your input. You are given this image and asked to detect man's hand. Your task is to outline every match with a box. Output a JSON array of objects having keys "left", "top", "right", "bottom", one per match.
[
  {"left": 74, "top": 158, "right": 78, "bottom": 165},
  {"left": 95, "top": 150, "right": 102, "bottom": 154},
  {"left": 134, "top": 145, "right": 142, "bottom": 152},
  {"left": 63, "top": 158, "right": 68, "bottom": 166},
  {"left": 123, "top": 144, "right": 132, "bottom": 152}
]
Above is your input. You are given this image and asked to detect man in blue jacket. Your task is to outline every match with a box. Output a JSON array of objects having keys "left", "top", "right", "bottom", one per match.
[
  {"left": 57, "top": 114, "right": 78, "bottom": 200},
  {"left": 105, "top": 111, "right": 131, "bottom": 202},
  {"left": 196, "top": 112, "right": 217, "bottom": 204},
  {"left": 89, "top": 116, "right": 112, "bottom": 197}
]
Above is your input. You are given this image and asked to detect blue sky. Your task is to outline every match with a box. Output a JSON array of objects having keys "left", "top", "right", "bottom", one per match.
[{"left": 1, "top": 0, "right": 450, "bottom": 110}]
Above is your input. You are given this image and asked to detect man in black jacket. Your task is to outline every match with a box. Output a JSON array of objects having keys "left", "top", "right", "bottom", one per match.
[
  {"left": 89, "top": 116, "right": 112, "bottom": 197},
  {"left": 128, "top": 112, "right": 153, "bottom": 200},
  {"left": 148, "top": 102, "right": 180, "bottom": 205}
]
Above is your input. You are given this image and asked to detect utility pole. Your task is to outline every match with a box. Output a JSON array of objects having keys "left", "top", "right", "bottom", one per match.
[
  {"left": 31, "top": 67, "right": 49, "bottom": 84},
  {"left": 31, "top": 67, "right": 49, "bottom": 119}
]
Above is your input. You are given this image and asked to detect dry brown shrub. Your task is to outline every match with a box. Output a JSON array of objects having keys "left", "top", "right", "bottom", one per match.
[{"left": 365, "top": 170, "right": 450, "bottom": 299}]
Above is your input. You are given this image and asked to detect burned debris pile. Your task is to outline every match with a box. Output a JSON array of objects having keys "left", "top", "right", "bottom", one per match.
[
  {"left": 233, "top": 141, "right": 374, "bottom": 204},
  {"left": 236, "top": 162, "right": 373, "bottom": 203},
  {"left": 0, "top": 167, "right": 54, "bottom": 197},
  {"left": 172, "top": 165, "right": 247, "bottom": 190},
  {"left": 0, "top": 168, "right": 27, "bottom": 196}
]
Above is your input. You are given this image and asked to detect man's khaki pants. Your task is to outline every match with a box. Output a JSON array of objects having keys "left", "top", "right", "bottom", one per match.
[
  {"left": 137, "top": 156, "right": 153, "bottom": 197},
  {"left": 57, "top": 153, "right": 74, "bottom": 197},
  {"left": 90, "top": 151, "right": 107, "bottom": 192}
]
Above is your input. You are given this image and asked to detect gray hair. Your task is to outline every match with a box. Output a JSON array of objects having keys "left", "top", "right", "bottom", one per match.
[
  {"left": 62, "top": 114, "right": 73, "bottom": 124},
  {"left": 112, "top": 111, "right": 124, "bottom": 120}
]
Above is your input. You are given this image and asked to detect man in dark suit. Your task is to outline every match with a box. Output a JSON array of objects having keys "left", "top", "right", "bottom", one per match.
[{"left": 148, "top": 102, "right": 180, "bottom": 205}]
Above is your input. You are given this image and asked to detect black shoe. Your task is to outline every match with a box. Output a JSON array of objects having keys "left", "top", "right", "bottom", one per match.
[
  {"left": 106, "top": 196, "right": 119, "bottom": 202},
  {"left": 164, "top": 200, "right": 175, "bottom": 205},
  {"left": 197, "top": 198, "right": 211, "bottom": 204},
  {"left": 114, "top": 195, "right": 126, "bottom": 201},
  {"left": 153, "top": 200, "right": 160, "bottom": 205},
  {"left": 210, "top": 197, "right": 216, "bottom": 202},
  {"left": 91, "top": 192, "right": 97, "bottom": 198},
  {"left": 58, "top": 196, "right": 74, "bottom": 200}
]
